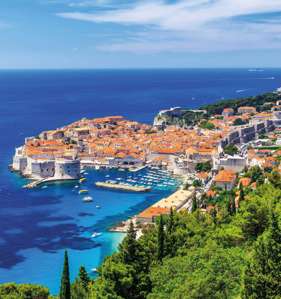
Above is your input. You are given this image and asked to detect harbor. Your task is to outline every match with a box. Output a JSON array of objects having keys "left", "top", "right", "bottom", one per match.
[
  {"left": 110, "top": 185, "right": 194, "bottom": 233},
  {"left": 95, "top": 181, "right": 151, "bottom": 192}
]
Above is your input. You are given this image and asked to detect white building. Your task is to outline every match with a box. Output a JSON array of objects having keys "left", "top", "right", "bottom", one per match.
[
  {"left": 54, "top": 159, "right": 81, "bottom": 180},
  {"left": 216, "top": 155, "right": 247, "bottom": 173}
]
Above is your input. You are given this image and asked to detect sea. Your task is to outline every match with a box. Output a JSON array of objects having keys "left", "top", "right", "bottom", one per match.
[{"left": 0, "top": 68, "right": 281, "bottom": 294}]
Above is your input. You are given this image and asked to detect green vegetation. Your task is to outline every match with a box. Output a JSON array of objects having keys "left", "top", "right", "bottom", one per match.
[
  {"left": 154, "top": 110, "right": 206, "bottom": 127},
  {"left": 245, "top": 165, "right": 264, "bottom": 184},
  {"left": 244, "top": 211, "right": 281, "bottom": 298},
  {"left": 154, "top": 92, "right": 280, "bottom": 129},
  {"left": 224, "top": 144, "right": 239, "bottom": 156},
  {"left": 200, "top": 92, "right": 281, "bottom": 116},
  {"left": 233, "top": 118, "right": 247, "bottom": 126},
  {"left": 0, "top": 283, "right": 50, "bottom": 299},
  {"left": 2, "top": 172, "right": 281, "bottom": 299},
  {"left": 199, "top": 120, "right": 215, "bottom": 130},
  {"left": 84, "top": 178, "right": 281, "bottom": 298},
  {"left": 60, "top": 250, "right": 71, "bottom": 299},
  {"left": 195, "top": 160, "right": 212, "bottom": 172},
  {"left": 192, "top": 179, "right": 203, "bottom": 187}
]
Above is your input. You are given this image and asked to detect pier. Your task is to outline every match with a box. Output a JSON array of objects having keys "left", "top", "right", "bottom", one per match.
[
  {"left": 23, "top": 179, "right": 45, "bottom": 189},
  {"left": 95, "top": 181, "right": 151, "bottom": 192}
]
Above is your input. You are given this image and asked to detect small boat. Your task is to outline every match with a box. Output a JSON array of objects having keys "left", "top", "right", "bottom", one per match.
[
  {"left": 80, "top": 178, "right": 87, "bottom": 183},
  {"left": 96, "top": 205, "right": 101, "bottom": 209},
  {"left": 79, "top": 189, "right": 88, "bottom": 194},
  {"left": 75, "top": 185, "right": 79, "bottom": 188},
  {"left": 91, "top": 268, "right": 98, "bottom": 273},
  {"left": 91, "top": 232, "right": 102, "bottom": 238},
  {"left": 83, "top": 196, "right": 93, "bottom": 202},
  {"left": 41, "top": 185, "right": 48, "bottom": 189}
]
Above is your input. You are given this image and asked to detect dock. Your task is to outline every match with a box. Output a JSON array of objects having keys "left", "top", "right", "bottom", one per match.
[
  {"left": 23, "top": 179, "right": 45, "bottom": 189},
  {"left": 95, "top": 181, "right": 151, "bottom": 192}
]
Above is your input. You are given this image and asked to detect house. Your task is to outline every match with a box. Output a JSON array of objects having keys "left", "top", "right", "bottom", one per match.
[
  {"left": 217, "top": 155, "right": 247, "bottom": 173},
  {"left": 137, "top": 207, "right": 170, "bottom": 224},
  {"left": 214, "top": 169, "right": 236, "bottom": 190},
  {"left": 222, "top": 108, "right": 234, "bottom": 118},
  {"left": 238, "top": 106, "right": 256, "bottom": 114}
]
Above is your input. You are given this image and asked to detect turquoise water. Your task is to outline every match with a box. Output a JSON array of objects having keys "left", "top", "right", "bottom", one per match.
[
  {"left": 0, "top": 167, "right": 179, "bottom": 293},
  {"left": 1, "top": 69, "right": 281, "bottom": 293}
]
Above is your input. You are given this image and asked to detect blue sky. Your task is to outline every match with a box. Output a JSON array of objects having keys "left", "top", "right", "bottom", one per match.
[{"left": 1, "top": 0, "right": 281, "bottom": 69}]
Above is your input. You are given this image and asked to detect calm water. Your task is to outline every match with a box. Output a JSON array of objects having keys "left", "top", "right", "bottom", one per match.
[{"left": 0, "top": 68, "right": 281, "bottom": 293}]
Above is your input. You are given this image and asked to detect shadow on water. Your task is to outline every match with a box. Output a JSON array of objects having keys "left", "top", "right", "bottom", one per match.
[{"left": 0, "top": 187, "right": 99, "bottom": 269}]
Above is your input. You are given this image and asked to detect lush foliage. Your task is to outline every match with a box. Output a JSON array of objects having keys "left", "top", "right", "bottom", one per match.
[
  {"left": 224, "top": 144, "right": 239, "bottom": 156},
  {"left": 199, "top": 120, "right": 215, "bottom": 130},
  {"left": 200, "top": 92, "right": 281, "bottom": 116},
  {"left": 233, "top": 118, "right": 248, "bottom": 126},
  {"left": 87, "top": 179, "right": 281, "bottom": 299},
  {"left": 2, "top": 176, "right": 281, "bottom": 299},
  {"left": 60, "top": 250, "right": 71, "bottom": 299},
  {"left": 0, "top": 283, "right": 50, "bottom": 299},
  {"left": 195, "top": 161, "right": 212, "bottom": 172},
  {"left": 154, "top": 110, "right": 206, "bottom": 127}
]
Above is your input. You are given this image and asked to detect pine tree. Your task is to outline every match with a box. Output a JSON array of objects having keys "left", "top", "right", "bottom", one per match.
[
  {"left": 210, "top": 207, "right": 217, "bottom": 225},
  {"left": 167, "top": 208, "right": 174, "bottom": 234},
  {"left": 121, "top": 221, "right": 138, "bottom": 264},
  {"left": 166, "top": 208, "right": 176, "bottom": 257},
  {"left": 191, "top": 195, "right": 197, "bottom": 213},
  {"left": 231, "top": 195, "right": 236, "bottom": 215},
  {"left": 78, "top": 266, "right": 90, "bottom": 290},
  {"left": 157, "top": 215, "right": 165, "bottom": 262},
  {"left": 243, "top": 210, "right": 281, "bottom": 298},
  {"left": 239, "top": 183, "right": 245, "bottom": 202},
  {"left": 60, "top": 250, "right": 71, "bottom": 299},
  {"left": 227, "top": 196, "right": 232, "bottom": 215}
]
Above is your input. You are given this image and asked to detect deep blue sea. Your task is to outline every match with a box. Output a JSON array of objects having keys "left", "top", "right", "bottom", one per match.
[{"left": 0, "top": 68, "right": 281, "bottom": 294}]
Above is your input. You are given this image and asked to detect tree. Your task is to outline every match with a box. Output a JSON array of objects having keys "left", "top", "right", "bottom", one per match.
[
  {"left": 191, "top": 196, "right": 198, "bottom": 213},
  {"left": 78, "top": 266, "right": 90, "bottom": 290},
  {"left": 166, "top": 208, "right": 176, "bottom": 257},
  {"left": 232, "top": 195, "right": 236, "bottom": 215},
  {"left": 166, "top": 208, "right": 174, "bottom": 235},
  {"left": 195, "top": 161, "right": 212, "bottom": 172},
  {"left": 60, "top": 250, "right": 71, "bottom": 299},
  {"left": 120, "top": 221, "right": 138, "bottom": 264},
  {"left": 224, "top": 144, "right": 238, "bottom": 156},
  {"left": 239, "top": 183, "right": 245, "bottom": 202},
  {"left": 192, "top": 179, "right": 202, "bottom": 187},
  {"left": 0, "top": 283, "right": 49, "bottom": 299},
  {"left": 199, "top": 120, "right": 215, "bottom": 130},
  {"left": 243, "top": 211, "right": 281, "bottom": 298},
  {"left": 233, "top": 118, "right": 247, "bottom": 126},
  {"left": 268, "top": 171, "right": 281, "bottom": 189},
  {"left": 210, "top": 207, "right": 217, "bottom": 225},
  {"left": 247, "top": 166, "right": 264, "bottom": 183},
  {"left": 149, "top": 243, "right": 243, "bottom": 299},
  {"left": 71, "top": 280, "right": 88, "bottom": 299},
  {"left": 157, "top": 215, "right": 165, "bottom": 262}
]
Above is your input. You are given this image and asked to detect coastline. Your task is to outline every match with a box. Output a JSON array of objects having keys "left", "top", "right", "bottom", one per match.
[{"left": 2, "top": 69, "right": 281, "bottom": 294}]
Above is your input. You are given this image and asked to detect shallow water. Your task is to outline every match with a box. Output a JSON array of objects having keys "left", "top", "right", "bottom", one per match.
[{"left": 0, "top": 68, "right": 281, "bottom": 293}]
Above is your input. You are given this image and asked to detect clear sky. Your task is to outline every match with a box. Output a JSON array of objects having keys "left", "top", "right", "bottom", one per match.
[{"left": 1, "top": 0, "right": 281, "bottom": 69}]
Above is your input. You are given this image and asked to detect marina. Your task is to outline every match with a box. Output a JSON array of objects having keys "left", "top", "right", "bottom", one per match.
[
  {"left": 95, "top": 181, "right": 151, "bottom": 192},
  {"left": 2, "top": 69, "right": 280, "bottom": 294}
]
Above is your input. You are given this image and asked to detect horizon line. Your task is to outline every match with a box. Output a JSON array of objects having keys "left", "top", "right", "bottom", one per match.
[{"left": 1, "top": 66, "right": 281, "bottom": 71}]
